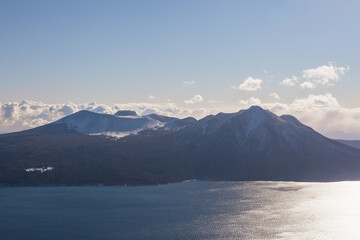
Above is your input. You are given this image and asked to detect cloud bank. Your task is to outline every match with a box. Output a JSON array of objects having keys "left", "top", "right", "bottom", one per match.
[
  {"left": 0, "top": 100, "right": 208, "bottom": 134},
  {"left": 1, "top": 95, "right": 360, "bottom": 139}
]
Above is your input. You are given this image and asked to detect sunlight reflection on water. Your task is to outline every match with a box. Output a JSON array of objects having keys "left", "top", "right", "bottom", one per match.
[
  {"left": 220, "top": 181, "right": 360, "bottom": 240},
  {"left": 280, "top": 182, "right": 360, "bottom": 240},
  {"left": 1, "top": 181, "right": 360, "bottom": 240}
]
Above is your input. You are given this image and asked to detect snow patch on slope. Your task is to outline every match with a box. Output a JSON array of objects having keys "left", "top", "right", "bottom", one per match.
[{"left": 55, "top": 111, "right": 164, "bottom": 135}]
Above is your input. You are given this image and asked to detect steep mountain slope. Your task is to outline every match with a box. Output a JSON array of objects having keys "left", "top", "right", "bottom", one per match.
[
  {"left": 337, "top": 140, "right": 360, "bottom": 150},
  {"left": 1, "top": 106, "right": 360, "bottom": 185}
]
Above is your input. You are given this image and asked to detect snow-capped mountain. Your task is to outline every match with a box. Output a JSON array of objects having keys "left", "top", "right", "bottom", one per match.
[
  {"left": 20, "top": 110, "right": 179, "bottom": 136},
  {"left": 55, "top": 110, "right": 161, "bottom": 135},
  {"left": 1, "top": 106, "right": 360, "bottom": 185}
]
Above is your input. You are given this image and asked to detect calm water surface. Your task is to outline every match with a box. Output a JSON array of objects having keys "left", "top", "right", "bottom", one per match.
[{"left": 1, "top": 181, "right": 360, "bottom": 240}]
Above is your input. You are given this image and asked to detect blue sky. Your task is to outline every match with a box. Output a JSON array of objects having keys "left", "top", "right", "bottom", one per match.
[{"left": 0, "top": 0, "right": 360, "bottom": 138}]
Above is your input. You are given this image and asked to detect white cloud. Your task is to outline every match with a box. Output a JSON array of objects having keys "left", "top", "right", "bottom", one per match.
[
  {"left": 182, "top": 81, "right": 195, "bottom": 86},
  {"left": 239, "top": 97, "right": 262, "bottom": 106},
  {"left": 300, "top": 81, "right": 316, "bottom": 89},
  {"left": 262, "top": 102, "right": 289, "bottom": 113},
  {"left": 184, "top": 95, "right": 204, "bottom": 104},
  {"left": 269, "top": 92, "right": 280, "bottom": 100},
  {"left": 148, "top": 95, "right": 155, "bottom": 100},
  {"left": 302, "top": 63, "right": 349, "bottom": 86},
  {"left": 234, "top": 77, "right": 263, "bottom": 91},
  {"left": 284, "top": 94, "right": 360, "bottom": 139},
  {"left": 281, "top": 75, "right": 298, "bottom": 86},
  {"left": 290, "top": 93, "right": 339, "bottom": 110}
]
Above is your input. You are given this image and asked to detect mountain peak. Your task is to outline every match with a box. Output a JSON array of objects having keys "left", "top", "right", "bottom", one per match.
[
  {"left": 68, "top": 110, "right": 96, "bottom": 117},
  {"left": 246, "top": 105, "right": 269, "bottom": 114},
  {"left": 241, "top": 105, "right": 273, "bottom": 119},
  {"left": 248, "top": 105, "right": 264, "bottom": 111},
  {"left": 115, "top": 110, "right": 138, "bottom": 117}
]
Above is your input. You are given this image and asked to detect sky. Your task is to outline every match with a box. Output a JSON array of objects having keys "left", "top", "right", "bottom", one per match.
[{"left": 1, "top": 0, "right": 360, "bottom": 139}]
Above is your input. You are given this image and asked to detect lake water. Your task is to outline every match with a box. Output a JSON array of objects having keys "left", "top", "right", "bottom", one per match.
[{"left": 1, "top": 181, "right": 360, "bottom": 240}]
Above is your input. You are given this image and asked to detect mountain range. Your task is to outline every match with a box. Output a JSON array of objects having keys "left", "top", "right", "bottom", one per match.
[{"left": 1, "top": 106, "right": 360, "bottom": 186}]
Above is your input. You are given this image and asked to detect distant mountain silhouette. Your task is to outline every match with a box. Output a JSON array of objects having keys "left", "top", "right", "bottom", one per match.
[
  {"left": 114, "top": 110, "right": 138, "bottom": 117},
  {"left": 1, "top": 106, "right": 360, "bottom": 186}
]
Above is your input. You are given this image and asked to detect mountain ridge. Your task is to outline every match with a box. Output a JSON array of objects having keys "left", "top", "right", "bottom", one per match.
[{"left": 1, "top": 106, "right": 360, "bottom": 185}]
